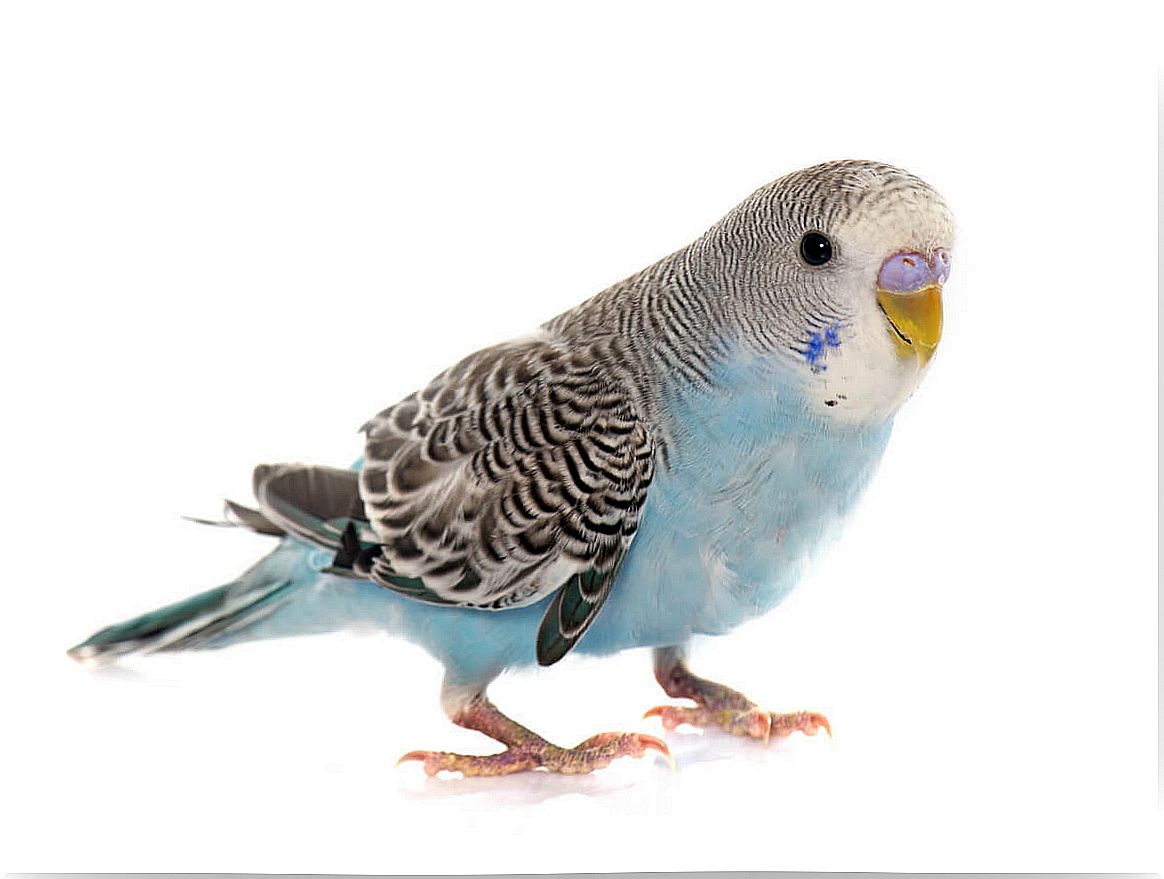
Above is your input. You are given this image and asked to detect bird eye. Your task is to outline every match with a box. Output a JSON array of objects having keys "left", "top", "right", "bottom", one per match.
[{"left": 799, "top": 231, "right": 833, "bottom": 267}]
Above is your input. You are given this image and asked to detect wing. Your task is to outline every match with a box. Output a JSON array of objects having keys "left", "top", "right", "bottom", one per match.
[{"left": 359, "top": 334, "right": 655, "bottom": 664}]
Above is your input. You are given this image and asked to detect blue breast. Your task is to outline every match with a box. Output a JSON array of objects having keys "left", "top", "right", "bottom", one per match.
[{"left": 576, "top": 353, "right": 894, "bottom": 655}]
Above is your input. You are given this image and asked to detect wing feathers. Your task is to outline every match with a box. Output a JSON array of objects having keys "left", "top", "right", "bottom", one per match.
[
  {"left": 229, "top": 336, "right": 655, "bottom": 664},
  {"left": 360, "top": 335, "right": 654, "bottom": 636},
  {"left": 535, "top": 567, "right": 616, "bottom": 666}
]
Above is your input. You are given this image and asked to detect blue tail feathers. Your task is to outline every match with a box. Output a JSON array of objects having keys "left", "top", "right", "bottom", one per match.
[
  {"left": 67, "top": 558, "right": 299, "bottom": 663},
  {"left": 68, "top": 461, "right": 368, "bottom": 664}
]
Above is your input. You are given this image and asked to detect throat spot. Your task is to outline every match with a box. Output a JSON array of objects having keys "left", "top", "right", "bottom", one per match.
[{"left": 801, "top": 322, "right": 845, "bottom": 372}]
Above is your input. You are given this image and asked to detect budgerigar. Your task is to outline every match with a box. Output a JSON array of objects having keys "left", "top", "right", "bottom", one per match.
[{"left": 70, "top": 160, "right": 954, "bottom": 777}]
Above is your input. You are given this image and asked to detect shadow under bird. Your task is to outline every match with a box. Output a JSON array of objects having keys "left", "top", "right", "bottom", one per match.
[{"left": 70, "top": 159, "right": 954, "bottom": 777}]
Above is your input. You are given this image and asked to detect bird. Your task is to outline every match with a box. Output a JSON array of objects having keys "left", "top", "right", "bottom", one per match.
[{"left": 69, "top": 159, "right": 954, "bottom": 777}]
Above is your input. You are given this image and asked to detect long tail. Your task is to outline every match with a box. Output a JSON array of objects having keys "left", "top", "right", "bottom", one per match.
[
  {"left": 68, "top": 463, "right": 371, "bottom": 664},
  {"left": 67, "top": 558, "right": 300, "bottom": 663}
]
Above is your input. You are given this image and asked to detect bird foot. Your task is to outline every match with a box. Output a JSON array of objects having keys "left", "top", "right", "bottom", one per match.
[
  {"left": 644, "top": 704, "right": 831, "bottom": 744},
  {"left": 398, "top": 731, "right": 672, "bottom": 777}
]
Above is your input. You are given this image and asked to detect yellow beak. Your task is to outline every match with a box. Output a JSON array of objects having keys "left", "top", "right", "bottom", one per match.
[{"left": 876, "top": 283, "right": 943, "bottom": 367}]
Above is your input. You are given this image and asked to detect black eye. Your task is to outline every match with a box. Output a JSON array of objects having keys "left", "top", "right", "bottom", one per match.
[{"left": 799, "top": 231, "right": 833, "bottom": 267}]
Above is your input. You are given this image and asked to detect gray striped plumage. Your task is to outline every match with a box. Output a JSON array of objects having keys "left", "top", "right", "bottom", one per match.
[{"left": 360, "top": 337, "right": 653, "bottom": 614}]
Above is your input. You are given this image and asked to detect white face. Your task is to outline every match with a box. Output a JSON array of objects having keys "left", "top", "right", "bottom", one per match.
[
  {"left": 810, "top": 298, "right": 935, "bottom": 424},
  {"left": 793, "top": 175, "right": 956, "bottom": 426}
]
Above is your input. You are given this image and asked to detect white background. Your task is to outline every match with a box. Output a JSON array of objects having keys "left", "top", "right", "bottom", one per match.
[{"left": 1, "top": 1, "right": 1159, "bottom": 873}]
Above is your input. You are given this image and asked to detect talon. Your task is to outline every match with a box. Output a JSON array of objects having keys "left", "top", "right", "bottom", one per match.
[
  {"left": 810, "top": 712, "right": 832, "bottom": 737},
  {"left": 789, "top": 711, "right": 831, "bottom": 737},
  {"left": 643, "top": 704, "right": 673, "bottom": 729},
  {"left": 637, "top": 734, "right": 676, "bottom": 771},
  {"left": 396, "top": 750, "right": 443, "bottom": 776},
  {"left": 637, "top": 733, "right": 669, "bottom": 755},
  {"left": 644, "top": 705, "right": 688, "bottom": 731}
]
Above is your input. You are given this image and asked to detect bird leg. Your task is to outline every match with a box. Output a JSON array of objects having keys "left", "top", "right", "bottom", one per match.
[
  {"left": 644, "top": 647, "right": 831, "bottom": 744},
  {"left": 398, "top": 695, "right": 671, "bottom": 777}
]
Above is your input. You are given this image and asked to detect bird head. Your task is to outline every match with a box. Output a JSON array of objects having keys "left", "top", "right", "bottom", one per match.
[{"left": 698, "top": 160, "right": 956, "bottom": 424}]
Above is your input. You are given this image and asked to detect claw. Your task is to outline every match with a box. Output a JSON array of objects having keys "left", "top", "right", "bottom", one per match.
[
  {"left": 643, "top": 704, "right": 686, "bottom": 731},
  {"left": 809, "top": 712, "right": 832, "bottom": 738},
  {"left": 642, "top": 705, "right": 664, "bottom": 720},
  {"left": 637, "top": 733, "right": 669, "bottom": 754},
  {"left": 396, "top": 750, "right": 441, "bottom": 776},
  {"left": 637, "top": 733, "right": 676, "bottom": 771}
]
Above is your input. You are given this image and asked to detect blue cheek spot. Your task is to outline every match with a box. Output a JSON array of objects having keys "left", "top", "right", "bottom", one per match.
[
  {"left": 804, "top": 323, "right": 844, "bottom": 371},
  {"left": 805, "top": 333, "right": 825, "bottom": 367}
]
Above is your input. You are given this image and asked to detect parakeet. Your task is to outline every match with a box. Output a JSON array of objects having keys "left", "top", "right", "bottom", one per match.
[{"left": 70, "top": 159, "right": 954, "bottom": 777}]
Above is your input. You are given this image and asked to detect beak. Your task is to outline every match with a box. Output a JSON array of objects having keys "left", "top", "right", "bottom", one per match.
[
  {"left": 875, "top": 250, "right": 948, "bottom": 367},
  {"left": 876, "top": 284, "right": 943, "bottom": 367}
]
